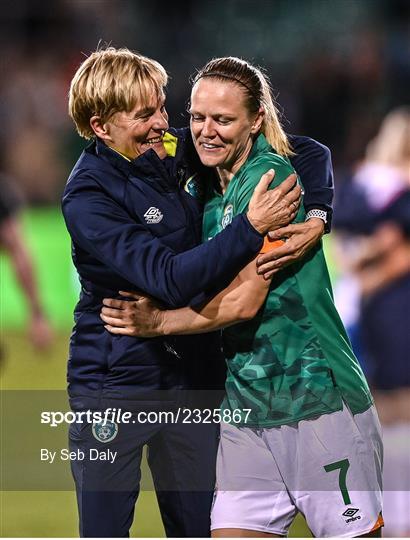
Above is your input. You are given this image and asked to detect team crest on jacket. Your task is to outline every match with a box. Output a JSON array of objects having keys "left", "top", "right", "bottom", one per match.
[
  {"left": 144, "top": 207, "right": 163, "bottom": 224},
  {"left": 221, "top": 204, "right": 233, "bottom": 228},
  {"left": 92, "top": 420, "right": 118, "bottom": 443}
]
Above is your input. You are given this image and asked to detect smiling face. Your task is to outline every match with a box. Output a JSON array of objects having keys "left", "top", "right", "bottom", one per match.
[
  {"left": 189, "top": 78, "right": 263, "bottom": 176},
  {"left": 99, "top": 90, "right": 169, "bottom": 160}
]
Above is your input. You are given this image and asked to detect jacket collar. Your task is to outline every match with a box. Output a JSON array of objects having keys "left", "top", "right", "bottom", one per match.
[{"left": 91, "top": 137, "right": 178, "bottom": 191}]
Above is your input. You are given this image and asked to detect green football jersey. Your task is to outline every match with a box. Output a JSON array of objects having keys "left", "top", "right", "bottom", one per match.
[{"left": 202, "top": 134, "right": 373, "bottom": 427}]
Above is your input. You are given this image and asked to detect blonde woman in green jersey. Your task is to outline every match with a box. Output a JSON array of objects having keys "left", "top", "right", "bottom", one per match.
[{"left": 101, "top": 57, "right": 383, "bottom": 538}]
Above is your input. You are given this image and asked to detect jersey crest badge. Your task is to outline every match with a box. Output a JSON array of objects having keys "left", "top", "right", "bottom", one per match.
[
  {"left": 221, "top": 204, "right": 233, "bottom": 229},
  {"left": 144, "top": 207, "right": 163, "bottom": 224},
  {"left": 92, "top": 420, "right": 118, "bottom": 443}
]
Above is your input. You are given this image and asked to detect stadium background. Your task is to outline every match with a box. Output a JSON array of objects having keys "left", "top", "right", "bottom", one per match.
[{"left": 1, "top": 0, "right": 409, "bottom": 536}]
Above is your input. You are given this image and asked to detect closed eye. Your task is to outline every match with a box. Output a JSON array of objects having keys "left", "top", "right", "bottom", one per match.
[
  {"left": 217, "top": 118, "right": 233, "bottom": 125},
  {"left": 190, "top": 113, "right": 205, "bottom": 122},
  {"left": 135, "top": 111, "right": 154, "bottom": 121}
]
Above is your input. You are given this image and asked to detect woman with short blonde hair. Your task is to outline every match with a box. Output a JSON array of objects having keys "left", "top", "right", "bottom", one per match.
[{"left": 69, "top": 47, "right": 168, "bottom": 139}]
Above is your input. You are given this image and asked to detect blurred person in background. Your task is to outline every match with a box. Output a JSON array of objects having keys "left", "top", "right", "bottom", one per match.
[
  {"left": 333, "top": 107, "right": 410, "bottom": 363},
  {"left": 359, "top": 192, "right": 410, "bottom": 538},
  {"left": 63, "top": 47, "right": 333, "bottom": 538},
  {"left": 334, "top": 107, "right": 410, "bottom": 537},
  {"left": 0, "top": 173, "right": 53, "bottom": 351}
]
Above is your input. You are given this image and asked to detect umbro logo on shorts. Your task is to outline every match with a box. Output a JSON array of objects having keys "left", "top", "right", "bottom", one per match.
[
  {"left": 144, "top": 207, "right": 163, "bottom": 224},
  {"left": 342, "top": 508, "right": 361, "bottom": 523}
]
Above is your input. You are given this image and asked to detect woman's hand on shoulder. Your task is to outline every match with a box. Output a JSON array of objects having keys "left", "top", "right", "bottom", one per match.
[{"left": 247, "top": 170, "right": 301, "bottom": 234}]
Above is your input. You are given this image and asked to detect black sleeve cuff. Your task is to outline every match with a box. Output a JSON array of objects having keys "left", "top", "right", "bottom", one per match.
[{"left": 305, "top": 205, "right": 332, "bottom": 234}]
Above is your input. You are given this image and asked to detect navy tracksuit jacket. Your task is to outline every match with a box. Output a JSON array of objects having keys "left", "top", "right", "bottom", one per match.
[{"left": 62, "top": 128, "right": 334, "bottom": 537}]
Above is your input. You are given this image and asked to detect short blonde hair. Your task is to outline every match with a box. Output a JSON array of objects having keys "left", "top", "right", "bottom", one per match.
[
  {"left": 193, "top": 57, "right": 293, "bottom": 157},
  {"left": 69, "top": 47, "right": 168, "bottom": 139}
]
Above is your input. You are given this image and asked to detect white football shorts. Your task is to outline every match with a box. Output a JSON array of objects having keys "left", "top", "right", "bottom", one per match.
[{"left": 211, "top": 402, "right": 383, "bottom": 537}]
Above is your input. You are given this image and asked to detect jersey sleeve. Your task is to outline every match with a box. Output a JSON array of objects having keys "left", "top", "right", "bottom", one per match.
[
  {"left": 234, "top": 156, "right": 299, "bottom": 255},
  {"left": 62, "top": 178, "right": 264, "bottom": 308},
  {"left": 235, "top": 155, "right": 297, "bottom": 215}
]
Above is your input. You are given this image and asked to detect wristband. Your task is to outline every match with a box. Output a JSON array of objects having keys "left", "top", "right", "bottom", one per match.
[{"left": 305, "top": 209, "right": 327, "bottom": 224}]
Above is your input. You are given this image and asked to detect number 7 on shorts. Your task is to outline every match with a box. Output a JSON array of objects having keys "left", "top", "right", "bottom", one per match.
[{"left": 324, "top": 458, "right": 351, "bottom": 505}]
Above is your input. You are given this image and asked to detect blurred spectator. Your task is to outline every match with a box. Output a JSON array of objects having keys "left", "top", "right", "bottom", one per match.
[
  {"left": 0, "top": 0, "right": 409, "bottom": 204},
  {"left": 333, "top": 108, "right": 409, "bottom": 328},
  {"left": 358, "top": 193, "right": 410, "bottom": 538},
  {"left": 333, "top": 107, "right": 410, "bottom": 537},
  {"left": 0, "top": 52, "right": 71, "bottom": 203},
  {"left": 0, "top": 173, "right": 53, "bottom": 349}
]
